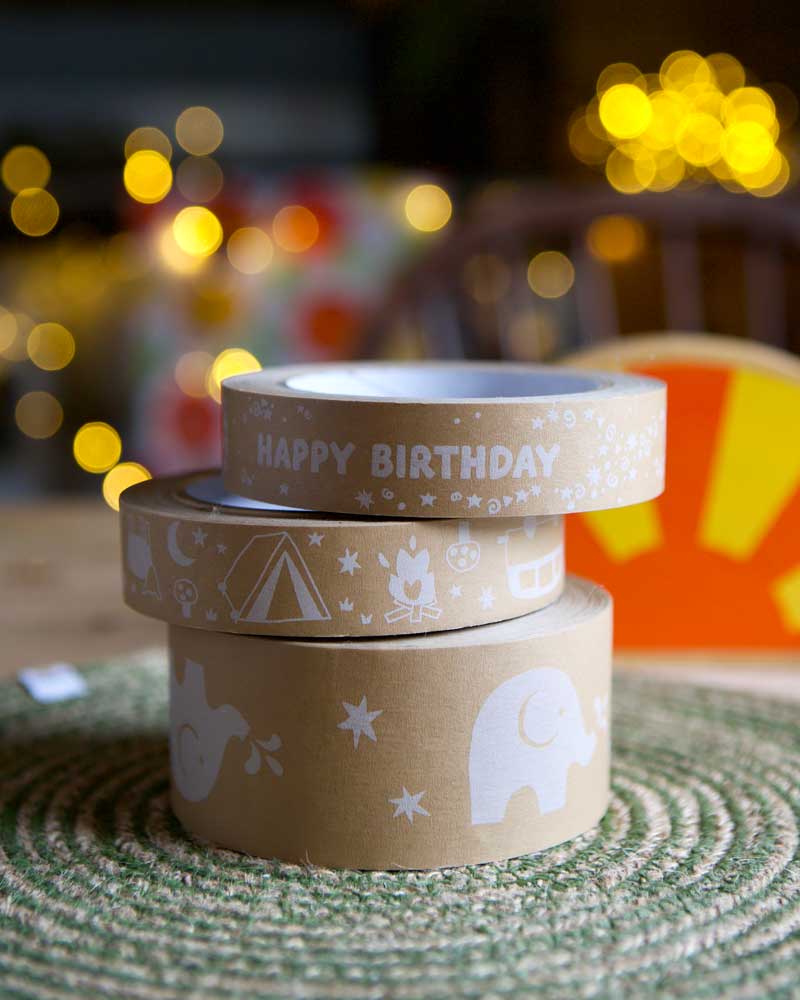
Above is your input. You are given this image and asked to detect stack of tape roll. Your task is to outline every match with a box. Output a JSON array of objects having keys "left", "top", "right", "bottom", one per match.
[{"left": 121, "top": 361, "right": 666, "bottom": 869}]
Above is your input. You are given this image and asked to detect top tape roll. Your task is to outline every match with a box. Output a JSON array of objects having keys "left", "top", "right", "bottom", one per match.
[{"left": 222, "top": 362, "right": 667, "bottom": 518}]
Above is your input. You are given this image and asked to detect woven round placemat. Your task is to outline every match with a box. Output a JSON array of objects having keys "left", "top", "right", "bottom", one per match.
[{"left": 1, "top": 653, "right": 799, "bottom": 999}]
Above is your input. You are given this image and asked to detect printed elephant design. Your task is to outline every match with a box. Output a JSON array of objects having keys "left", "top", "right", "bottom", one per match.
[
  {"left": 469, "top": 667, "right": 597, "bottom": 825},
  {"left": 170, "top": 658, "right": 250, "bottom": 802}
]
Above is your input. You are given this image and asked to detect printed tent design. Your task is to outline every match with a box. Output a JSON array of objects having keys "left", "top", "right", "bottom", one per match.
[{"left": 220, "top": 532, "right": 331, "bottom": 624}]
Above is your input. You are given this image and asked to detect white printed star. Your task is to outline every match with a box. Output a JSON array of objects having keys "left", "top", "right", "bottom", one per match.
[
  {"left": 587, "top": 466, "right": 601, "bottom": 485},
  {"left": 626, "top": 432, "right": 638, "bottom": 451},
  {"left": 529, "top": 484, "right": 542, "bottom": 497},
  {"left": 583, "top": 408, "right": 595, "bottom": 421},
  {"left": 216, "top": 543, "right": 227, "bottom": 554},
  {"left": 338, "top": 696, "right": 382, "bottom": 748},
  {"left": 628, "top": 467, "right": 638, "bottom": 480},
  {"left": 338, "top": 548, "right": 361, "bottom": 575},
  {"left": 547, "top": 407, "right": 559, "bottom": 423},
  {"left": 192, "top": 527, "right": 207, "bottom": 546},
  {"left": 480, "top": 586, "right": 495, "bottom": 609},
  {"left": 515, "top": 489, "right": 528, "bottom": 502},
  {"left": 449, "top": 584, "right": 462, "bottom": 598},
  {"left": 355, "top": 490, "right": 374, "bottom": 510},
  {"left": 279, "top": 484, "right": 289, "bottom": 496},
  {"left": 419, "top": 493, "right": 437, "bottom": 507},
  {"left": 532, "top": 417, "right": 544, "bottom": 430},
  {"left": 308, "top": 532, "right": 324, "bottom": 547},
  {"left": 467, "top": 494, "right": 482, "bottom": 509},
  {"left": 389, "top": 787, "right": 430, "bottom": 824}
]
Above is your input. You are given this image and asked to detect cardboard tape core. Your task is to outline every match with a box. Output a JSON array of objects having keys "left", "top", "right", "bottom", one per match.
[
  {"left": 121, "top": 473, "right": 565, "bottom": 638},
  {"left": 168, "top": 575, "right": 611, "bottom": 870},
  {"left": 222, "top": 361, "right": 666, "bottom": 517}
]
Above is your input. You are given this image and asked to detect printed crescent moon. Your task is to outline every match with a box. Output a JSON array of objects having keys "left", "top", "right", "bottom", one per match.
[
  {"left": 167, "top": 520, "right": 195, "bottom": 567},
  {"left": 518, "top": 693, "right": 556, "bottom": 749}
]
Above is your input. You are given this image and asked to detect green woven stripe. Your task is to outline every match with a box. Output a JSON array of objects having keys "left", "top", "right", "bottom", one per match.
[{"left": 1, "top": 653, "right": 799, "bottom": 999}]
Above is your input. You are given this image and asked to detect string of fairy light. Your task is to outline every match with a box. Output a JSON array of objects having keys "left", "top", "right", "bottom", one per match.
[
  {"left": 569, "top": 50, "right": 796, "bottom": 195},
  {"left": 2, "top": 105, "right": 456, "bottom": 509}
]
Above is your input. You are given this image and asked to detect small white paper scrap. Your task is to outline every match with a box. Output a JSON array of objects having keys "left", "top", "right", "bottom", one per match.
[{"left": 18, "top": 663, "right": 89, "bottom": 704}]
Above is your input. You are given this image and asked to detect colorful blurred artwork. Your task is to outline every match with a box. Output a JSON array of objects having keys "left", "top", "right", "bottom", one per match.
[{"left": 565, "top": 334, "right": 800, "bottom": 652}]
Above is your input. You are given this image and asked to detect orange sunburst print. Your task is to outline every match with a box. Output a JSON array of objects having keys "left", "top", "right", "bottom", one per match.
[{"left": 566, "top": 337, "right": 800, "bottom": 651}]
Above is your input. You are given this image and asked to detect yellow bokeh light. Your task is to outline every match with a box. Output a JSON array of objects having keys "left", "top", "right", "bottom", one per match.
[
  {"left": 599, "top": 84, "right": 653, "bottom": 139},
  {"left": 207, "top": 347, "right": 260, "bottom": 403},
  {"left": 648, "top": 150, "right": 686, "bottom": 191},
  {"left": 26, "top": 322, "right": 75, "bottom": 371},
  {"left": 660, "top": 50, "right": 713, "bottom": 92},
  {"left": 123, "top": 150, "right": 172, "bottom": 204},
  {"left": 175, "top": 106, "right": 224, "bottom": 156},
  {"left": 175, "top": 350, "right": 214, "bottom": 398},
  {"left": 527, "top": 251, "right": 575, "bottom": 298},
  {"left": 176, "top": 156, "right": 223, "bottom": 203},
  {"left": 722, "top": 121, "right": 774, "bottom": 173},
  {"left": 586, "top": 215, "right": 646, "bottom": 263},
  {"left": 124, "top": 127, "right": 172, "bottom": 161},
  {"left": 749, "top": 151, "right": 790, "bottom": 197},
  {"left": 568, "top": 113, "right": 610, "bottom": 165},
  {"left": 157, "top": 225, "right": 206, "bottom": 275},
  {"left": 172, "top": 206, "right": 223, "bottom": 257},
  {"left": 404, "top": 183, "right": 452, "bottom": 232},
  {"left": 605, "top": 148, "right": 647, "bottom": 193},
  {"left": 15, "top": 391, "right": 63, "bottom": 439},
  {"left": 2, "top": 146, "right": 51, "bottom": 194},
  {"left": 675, "top": 112, "right": 723, "bottom": 166},
  {"left": 227, "top": 226, "right": 274, "bottom": 274},
  {"left": 576, "top": 51, "right": 794, "bottom": 200},
  {"left": 723, "top": 87, "right": 777, "bottom": 130},
  {"left": 737, "top": 146, "right": 784, "bottom": 189},
  {"left": 463, "top": 253, "right": 511, "bottom": 304},
  {"left": 102, "top": 462, "right": 151, "bottom": 511},
  {"left": 641, "top": 91, "right": 686, "bottom": 150},
  {"left": 706, "top": 53, "right": 746, "bottom": 94},
  {"left": 0, "top": 309, "right": 18, "bottom": 357},
  {"left": 11, "top": 188, "right": 59, "bottom": 236},
  {"left": 272, "top": 205, "right": 320, "bottom": 253},
  {"left": 597, "top": 63, "right": 645, "bottom": 96},
  {"left": 73, "top": 422, "right": 122, "bottom": 474}
]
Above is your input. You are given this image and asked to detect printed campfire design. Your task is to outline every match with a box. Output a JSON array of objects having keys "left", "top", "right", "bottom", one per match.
[{"left": 121, "top": 480, "right": 566, "bottom": 637}]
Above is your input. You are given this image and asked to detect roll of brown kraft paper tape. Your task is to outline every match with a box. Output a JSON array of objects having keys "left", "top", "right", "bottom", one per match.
[
  {"left": 221, "top": 361, "right": 666, "bottom": 518},
  {"left": 120, "top": 472, "right": 565, "bottom": 638},
  {"left": 168, "top": 575, "right": 612, "bottom": 870}
]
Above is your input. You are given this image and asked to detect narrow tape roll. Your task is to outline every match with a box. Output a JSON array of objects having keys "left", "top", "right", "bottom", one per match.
[
  {"left": 222, "top": 361, "right": 666, "bottom": 517},
  {"left": 121, "top": 472, "right": 564, "bottom": 637},
  {"left": 168, "top": 575, "right": 612, "bottom": 870}
]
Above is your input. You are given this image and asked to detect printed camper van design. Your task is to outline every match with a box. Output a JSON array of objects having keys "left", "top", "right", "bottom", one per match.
[
  {"left": 497, "top": 517, "right": 564, "bottom": 600},
  {"left": 219, "top": 532, "right": 331, "bottom": 624}
]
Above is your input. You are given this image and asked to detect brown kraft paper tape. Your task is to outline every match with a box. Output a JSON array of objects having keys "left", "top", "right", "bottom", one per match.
[
  {"left": 168, "top": 575, "right": 612, "bottom": 870},
  {"left": 222, "top": 361, "right": 666, "bottom": 518},
  {"left": 121, "top": 472, "right": 565, "bottom": 638}
]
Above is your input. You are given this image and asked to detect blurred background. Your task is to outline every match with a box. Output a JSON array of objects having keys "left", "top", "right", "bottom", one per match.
[{"left": 2, "top": 1, "right": 800, "bottom": 505}]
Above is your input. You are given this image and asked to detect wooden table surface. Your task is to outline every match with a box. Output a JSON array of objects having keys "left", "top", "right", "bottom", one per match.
[{"left": 2, "top": 501, "right": 799, "bottom": 697}]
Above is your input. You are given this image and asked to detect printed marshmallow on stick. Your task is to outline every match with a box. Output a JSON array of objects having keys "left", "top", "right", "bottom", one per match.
[
  {"left": 120, "top": 472, "right": 564, "bottom": 638},
  {"left": 222, "top": 361, "right": 666, "bottom": 518},
  {"left": 168, "top": 575, "right": 611, "bottom": 870}
]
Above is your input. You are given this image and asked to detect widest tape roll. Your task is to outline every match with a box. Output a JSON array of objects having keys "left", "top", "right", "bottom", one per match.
[
  {"left": 222, "top": 361, "right": 666, "bottom": 518},
  {"left": 168, "top": 575, "right": 612, "bottom": 870},
  {"left": 121, "top": 472, "right": 565, "bottom": 637}
]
